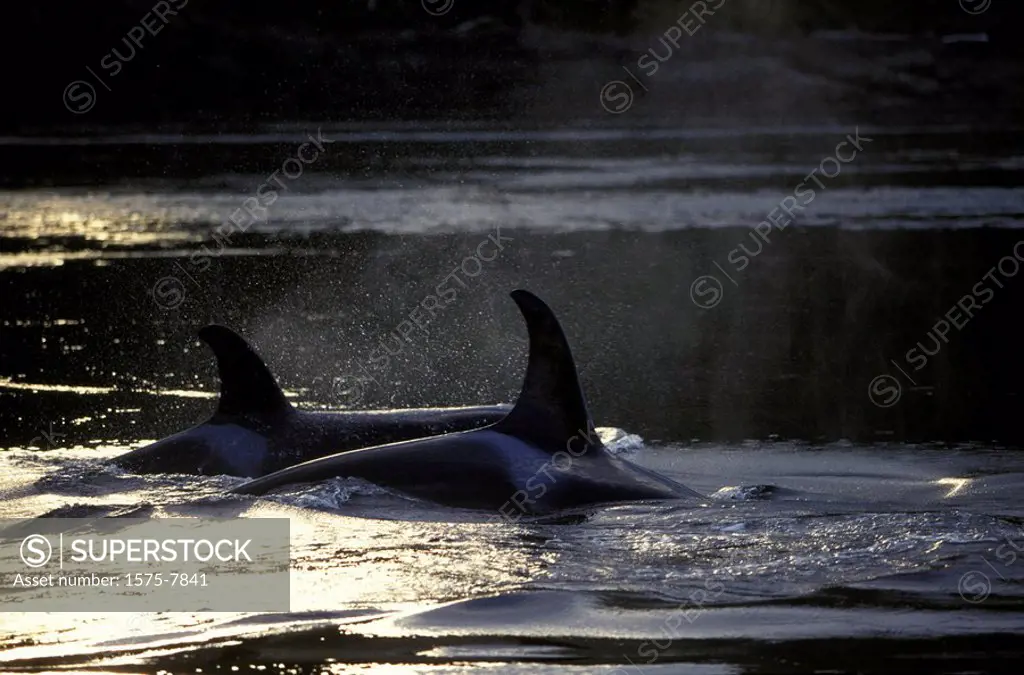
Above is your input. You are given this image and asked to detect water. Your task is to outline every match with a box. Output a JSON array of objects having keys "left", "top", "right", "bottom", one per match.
[
  {"left": 2, "top": 121, "right": 1024, "bottom": 671},
  {"left": 1, "top": 440, "right": 1023, "bottom": 671}
]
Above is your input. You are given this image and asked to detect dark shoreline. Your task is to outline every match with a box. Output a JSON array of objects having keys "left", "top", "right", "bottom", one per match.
[{"left": 11, "top": 0, "right": 1024, "bottom": 133}]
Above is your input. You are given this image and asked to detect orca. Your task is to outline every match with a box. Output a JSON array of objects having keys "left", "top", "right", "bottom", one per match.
[
  {"left": 112, "top": 325, "right": 510, "bottom": 477},
  {"left": 230, "top": 290, "right": 703, "bottom": 515}
]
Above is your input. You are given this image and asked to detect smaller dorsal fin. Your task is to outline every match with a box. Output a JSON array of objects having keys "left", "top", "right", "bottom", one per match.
[
  {"left": 197, "top": 325, "right": 293, "bottom": 420},
  {"left": 492, "top": 290, "right": 599, "bottom": 454}
]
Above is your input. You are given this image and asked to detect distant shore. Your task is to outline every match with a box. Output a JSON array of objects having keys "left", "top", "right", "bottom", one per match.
[{"left": 10, "top": 0, "right": 1024, "bottom": 133}]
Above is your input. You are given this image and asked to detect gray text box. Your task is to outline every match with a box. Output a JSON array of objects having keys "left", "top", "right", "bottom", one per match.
[{"left": 0, "top": 518, "right": 290, "bottom": 611}]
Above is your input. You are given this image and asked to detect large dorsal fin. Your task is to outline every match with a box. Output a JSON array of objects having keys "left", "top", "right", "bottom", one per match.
[
  {"left": 197, "top": 325, "right": 293, "bottom": 420},
  {"left": 491, "top": 290, "right": 600, "bottom": 454}
]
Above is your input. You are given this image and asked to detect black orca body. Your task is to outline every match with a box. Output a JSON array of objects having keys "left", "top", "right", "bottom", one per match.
[
  {"left": 112, "top": 326, "right": 509, "bottom": 477},
  {"left": 230, "top": 291, "right": 702, "bottom": 514}
]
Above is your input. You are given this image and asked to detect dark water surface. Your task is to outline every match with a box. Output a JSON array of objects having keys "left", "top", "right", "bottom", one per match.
[
  {"left": 1, "top": 123, "right": 1023, "bottom": 672},
  {"left": 2, "top": 125, "right": 1023, "bottom": 445}
]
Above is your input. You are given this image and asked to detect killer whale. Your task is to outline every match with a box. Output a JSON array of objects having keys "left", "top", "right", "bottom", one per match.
[
  {"left": 230, "top": 290, "right": 703, "bottom": 514},
  {"left": 112, "top": 325, "right": 509, "bottom": 477}
]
